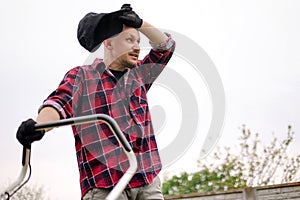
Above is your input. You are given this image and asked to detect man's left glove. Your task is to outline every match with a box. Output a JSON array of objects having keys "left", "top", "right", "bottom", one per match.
[
  {"left": 119, "top": 10, "right": 143, "bottom": 28},
  {"left": 16, "top": 119, "right": 45, "bottom": 149}
]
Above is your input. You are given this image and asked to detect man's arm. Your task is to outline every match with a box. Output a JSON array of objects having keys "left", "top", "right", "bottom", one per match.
[
  {"left": 118, "top": 8, "right": 168, "bottom": 45},
  {"left": 16, "top": 66, "right": 79, "bottom": 147},
  {"left": 136, "top": 20, "right": 175, "bottom": 91},
  {"left": 36, "top": 107, "right": 60, "bottom": 132},
  {"left": 16, "top": 106, "right": 59, "bottom": 148},
  {"left": 138, "top": 21, "right": 168, "bottom": 44}
]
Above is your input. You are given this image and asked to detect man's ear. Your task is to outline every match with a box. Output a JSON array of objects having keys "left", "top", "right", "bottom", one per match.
[{"left": 103, "top": 39, "right": 113, "bottom": 50}]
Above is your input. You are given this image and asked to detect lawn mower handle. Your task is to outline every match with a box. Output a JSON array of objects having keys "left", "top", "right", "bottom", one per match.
[{"left": 0, "top": 114, "right": 137, "bottom": 200}]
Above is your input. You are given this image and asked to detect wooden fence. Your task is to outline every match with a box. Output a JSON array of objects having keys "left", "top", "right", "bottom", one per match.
[{"left": 164, "top": 182, "right": 300, "bottom": 200}]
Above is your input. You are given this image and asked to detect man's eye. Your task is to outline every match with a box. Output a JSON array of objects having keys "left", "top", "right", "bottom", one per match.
[{"left": 127, "top": 38, "right": 133, "bottom": 42}]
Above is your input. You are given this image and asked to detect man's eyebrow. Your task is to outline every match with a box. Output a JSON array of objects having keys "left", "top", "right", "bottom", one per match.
[{"left": 127, "top": 33, "right": 140, "bottom": 41}]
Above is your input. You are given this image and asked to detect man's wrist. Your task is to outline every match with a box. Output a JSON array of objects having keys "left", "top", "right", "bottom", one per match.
[{"left": 149, "top": 33, "right": 174, "bottom": 51}]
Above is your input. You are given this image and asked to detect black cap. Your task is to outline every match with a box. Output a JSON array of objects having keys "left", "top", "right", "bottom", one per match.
[{"left": 77, "top": 9, "right": 126, "bottom": 52}]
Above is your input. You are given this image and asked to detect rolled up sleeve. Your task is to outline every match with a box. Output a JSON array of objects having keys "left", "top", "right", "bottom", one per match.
[
  {"left": 149, "top": 33, "right": 175, "bottom": 52},
  {"left": 38, "top": 67, "right": 82, "bottom": 119}
]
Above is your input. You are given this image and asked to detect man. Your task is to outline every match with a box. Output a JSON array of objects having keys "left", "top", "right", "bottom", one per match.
[{"left": 16, "top": 5, "right": 175, "bottom": 200}]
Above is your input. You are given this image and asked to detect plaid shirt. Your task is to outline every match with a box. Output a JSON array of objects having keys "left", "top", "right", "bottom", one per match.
[{"left": 40, "top": 35, "right": 175, "bottom": 197}]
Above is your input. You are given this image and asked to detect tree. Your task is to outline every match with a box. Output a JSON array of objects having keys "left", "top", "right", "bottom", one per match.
[
  {"left": 11, "top": 184, "right": 48, "bottom": 200},
  {"left": 1, "top": 184, "right": 49, "bottom": 200},
  {"left": 162, "top": 125, "right": 300, "bottom": 196}
]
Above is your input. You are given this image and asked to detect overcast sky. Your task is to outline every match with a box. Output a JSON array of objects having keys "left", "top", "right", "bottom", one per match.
[{"left": 1, "top": 0, "right": 300, "bottom": 199}]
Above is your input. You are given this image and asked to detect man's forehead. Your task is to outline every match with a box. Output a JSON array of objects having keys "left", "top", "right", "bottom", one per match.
[
  {"left": 106, "top": 27, "right": 140, "bottom": 42},
  {"left": 120, "top": 28, "right": 140, "bottom": 38}
]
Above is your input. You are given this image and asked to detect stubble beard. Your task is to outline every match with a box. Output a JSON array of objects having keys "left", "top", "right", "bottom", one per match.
[{"left": 121, "top": 59, "right": 137, "bottom": 69}]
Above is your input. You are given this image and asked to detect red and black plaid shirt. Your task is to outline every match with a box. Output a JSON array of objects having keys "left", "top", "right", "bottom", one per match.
[{"left": 40, "top": 35, "right": 175, "bottom": 197}]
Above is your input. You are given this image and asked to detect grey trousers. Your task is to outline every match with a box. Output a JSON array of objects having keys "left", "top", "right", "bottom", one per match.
[{"left": 82, "top": 176, "right": 164, "bottom": 200}]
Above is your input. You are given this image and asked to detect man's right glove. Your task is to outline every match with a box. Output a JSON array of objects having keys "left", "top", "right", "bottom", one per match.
[
  {"left": 119, "top": 10, "right": 143, "bottom": 28},
  {"left": 121, "top": 4, "right": 132, "bottom": 11},
  {"left": 16, "top": 119, "right": 45, "bottom": 149}
]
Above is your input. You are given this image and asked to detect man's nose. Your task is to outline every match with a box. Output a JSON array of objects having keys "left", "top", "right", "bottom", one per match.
[{"left": 132, "top": 43, "right": 140, "bottom": 51}]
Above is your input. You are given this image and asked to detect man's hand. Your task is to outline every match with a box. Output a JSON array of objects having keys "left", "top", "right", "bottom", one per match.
[
  {"left": 119, "top": 10, "right": 143, "bottom": 28},
  {"left": 121, "top": 4, "right": 132, "bottom": 11},
  {"left": 16, "top": 119, "right": 45, "bottom": 148}
]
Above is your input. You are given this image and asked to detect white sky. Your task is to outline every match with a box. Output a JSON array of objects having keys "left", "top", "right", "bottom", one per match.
[{"left": 1, "top": 0, "right": 300, "bottom": 199}]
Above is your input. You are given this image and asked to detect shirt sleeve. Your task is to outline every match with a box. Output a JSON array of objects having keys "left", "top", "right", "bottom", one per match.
[
  {"left": 149, "top": 33, "right": 175, "bottom": 52},
  {"left": 136, "top": 33, "right": 176, "bottom": 91},
  {"left": 38, "top": 66, "right": 83, "bottom": 119}
]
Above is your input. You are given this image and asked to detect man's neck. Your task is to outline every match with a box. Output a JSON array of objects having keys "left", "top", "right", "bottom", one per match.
[
  {"left": 109, "top": 65, "right": 126, "bottom": 71},
  {"left": 104, "top": 59, "right": 125, "bottom": 72}
]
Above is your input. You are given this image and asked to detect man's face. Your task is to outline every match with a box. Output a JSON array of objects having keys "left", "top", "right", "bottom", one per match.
[{"left": 109, "top": 27, "right": 141, "bottom": 69}]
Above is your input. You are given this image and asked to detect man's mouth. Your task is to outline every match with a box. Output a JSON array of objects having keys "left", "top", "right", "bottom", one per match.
[{"left": 129, "top": 52, "right": 139, "bottom": 60}]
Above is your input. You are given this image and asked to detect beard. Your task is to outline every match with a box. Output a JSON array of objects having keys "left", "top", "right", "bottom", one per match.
[{"left": 120, "top": 59, "right": 137, "bottom": 69}]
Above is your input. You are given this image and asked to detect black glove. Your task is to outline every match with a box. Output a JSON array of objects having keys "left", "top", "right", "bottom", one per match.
[
  {"left": 119, "top": 10, "right": 143, "bottom": 28},
  {"left": 121, "top": 4, "right": 132, "bottom": 11},
  {"left": 16, "top": 119, "right": 45, "bottom": 148}
]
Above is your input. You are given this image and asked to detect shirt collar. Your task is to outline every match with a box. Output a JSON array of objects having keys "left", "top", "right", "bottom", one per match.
[{"left": 93, "top": 58, "right": 129, "bottom": 78}]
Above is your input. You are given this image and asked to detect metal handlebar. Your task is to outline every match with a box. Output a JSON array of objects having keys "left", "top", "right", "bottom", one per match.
[{"left": 0, "top": 114, "right": 137, "bottom": 200}]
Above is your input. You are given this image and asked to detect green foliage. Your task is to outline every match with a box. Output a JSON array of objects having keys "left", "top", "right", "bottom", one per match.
[{"left": 162, "top": 125, "right": 300, "bottom": 196}]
